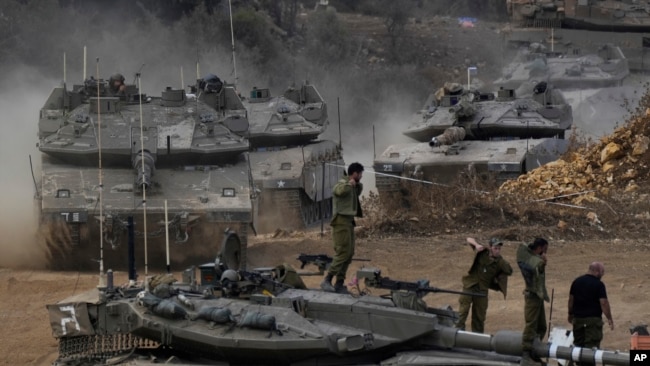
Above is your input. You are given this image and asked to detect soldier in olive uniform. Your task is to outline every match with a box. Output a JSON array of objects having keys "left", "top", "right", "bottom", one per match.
[
  {"left": 517, "top": 238, "right": 549, "bottom": 364},
  {"left": 320, "top": 162, "right": 364, "bottom": 294},
  {"left": 456, "top": 237, "right": 513, "bottom": 333}
]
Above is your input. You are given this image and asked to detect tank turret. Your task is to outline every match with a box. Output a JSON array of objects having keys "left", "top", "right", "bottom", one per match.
[
  {"left": 374, "top": 82, "right": 572, "bottom": 189},
  {"left": 238, "top": 81, "right": 344, "bottom": 231},
  {"left": 495, "top": 42, "right": 629, "bottom": 90},
  {"left": 37, "top": 74, "right": 253, "bottom": 270},
  {"left": 505, "top": 0, "right": 650, "bottom": 71},
  {"left": 403, "top": 83, "right": 571, "bottom": 143},
  {"left": 45, "top": 242, "right": 631, "bottom": 366}
]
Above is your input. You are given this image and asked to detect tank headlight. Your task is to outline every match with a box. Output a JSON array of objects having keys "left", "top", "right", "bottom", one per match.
[{"left": 222, "top": 188, "right": 236, "bottom": 197}]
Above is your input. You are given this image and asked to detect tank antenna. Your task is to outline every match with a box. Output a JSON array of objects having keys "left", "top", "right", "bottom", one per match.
[
  {"left": 137, "top": 73, "right": 149, "bottom": 276},
  {"left": 196, "top": 55, "right": 200, "bottom": 81},
  {"left": 228, "top": 0, "right": 238, "bottom": 87},
  {"left": 337, "top": 97, "right": 342, "bottom": 149},
  {"left": 63, "top": 52, "right": 66, "bottom": 84},
  {"left": 96, "top": 57, "right": 106, "bottom": 288},
  {"left": 180, "top": 66, "right": 184, "bottom": 91},
  {"left": 83, "top": 46, "right": 87, "bottom": 80},
  {"left": 372, "top": 124, "right": 376, "bottom": 159},
  {"left": 29, "top": 155, "right": 40, "bottom": 199},
  {"left": 164, "top": 199, "right": 171, "bottom": 274}
]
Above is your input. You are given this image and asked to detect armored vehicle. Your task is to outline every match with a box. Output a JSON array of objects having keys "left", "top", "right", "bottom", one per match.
[
  {"left": 402, "top": 82, "right": 572, "bottom": 143},
  {"left": 37, "top": 75, "right": 253, "bottom": 270},
  {"left": 505, "top": 0, "right": 650, "bottom": 71},
  {"left": 375, "top": 83, "right": 570, "bottom": 190},
  {"left": 46, "top": 237, "right": 630, "bottom": 365},
  {"left": 494, "top": 42, "right": 629, "bottom": 90},
  {"left": 240, "top": 82, "right": 344, "bottom": 231}
]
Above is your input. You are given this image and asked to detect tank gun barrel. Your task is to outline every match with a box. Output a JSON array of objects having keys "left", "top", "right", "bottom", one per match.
[
  {"left": 132, "top": 151, "right": 155, "bottom": 190},
  {"left": 429, "top": 126, "right": 466, "bottom": 147},
  {"left": 433, "top": 327, "right": 629, "bottom": 366}
]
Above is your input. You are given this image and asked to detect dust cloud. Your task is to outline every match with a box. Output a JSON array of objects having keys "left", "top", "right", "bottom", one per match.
[{"left": 0, "top": 67, "right": 53, "bottom": 268}]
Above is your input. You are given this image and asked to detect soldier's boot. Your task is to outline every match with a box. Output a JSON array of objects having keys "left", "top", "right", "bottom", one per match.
[
  {"left": 334, "top": 279, "right": 350, "bottom": 294},
  {"left": 320, "top": 274, "right": 335, "bottom": 292}
]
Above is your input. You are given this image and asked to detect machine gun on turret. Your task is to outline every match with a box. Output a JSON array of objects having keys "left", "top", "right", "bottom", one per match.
[
  {"left": 219, "top": 269, "right": 294, "bottom": 298},
  {"left": 356, "top": 267, "right": 485, "bottom": 298},
  {"left": 297, "top": 253, "right": 371, "bottom": 275}
]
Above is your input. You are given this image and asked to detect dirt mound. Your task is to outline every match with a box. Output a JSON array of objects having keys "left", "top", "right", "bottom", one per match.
[
  {"left": 360, "top": 90, "right": 650, "bottom": 240},
  {"left": 500, "top": 91, "right": 650, "bottom": 205}
]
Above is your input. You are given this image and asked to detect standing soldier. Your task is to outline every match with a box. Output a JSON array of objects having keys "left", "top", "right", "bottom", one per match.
[
  {"left": 568, "top": 262, "right": 614, "bottom": 349},
  {"left": 456, "top": 237, "right": 513, "bottom": 333},
  {"left": 320, "top": 162, "right": 364, "bottom": 294},
  {"left": 108, "top": 73, "right": 126, "bottom": 97},
  {"left": 517, "top": 238, "right": 550, "bottom": 364}
]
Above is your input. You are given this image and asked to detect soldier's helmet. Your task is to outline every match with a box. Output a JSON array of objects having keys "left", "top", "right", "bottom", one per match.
[
  {"left": 488, "top": 238, "right": 504, "bottom": 246},
  {"left": 109, "top": 73, "right": 125, "bottom": 87},
  {"left": 221, "top": 269, "right": 239, "bottom": 283}
]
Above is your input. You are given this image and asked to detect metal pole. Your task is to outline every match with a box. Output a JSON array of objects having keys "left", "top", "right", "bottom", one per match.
[
  {"left": 337, "top": 97, "right": 342, "bottom": 148},
  {"left": 320, "top": 161, "right": 326, "bottom": 237},
  {"left": 128, "top": 216, "right": 136, "bottom": 282},
  {"left": 228, "top": 0, "right": 238, "bottom": 86},
  {"left": 96, "top": 58, "right": 105, "bottom": 288},
  {"left": 372, "top": 124, "right": 376, "bottom": 159},
  {"left": 138, "top": 75, "right": 149, "bottom": 276},
  {"left": 165, "top": 200, "right": 170, "bottom": 274},
  {"left": 547, "top": 288, "right": 554, "bottom": 339}
]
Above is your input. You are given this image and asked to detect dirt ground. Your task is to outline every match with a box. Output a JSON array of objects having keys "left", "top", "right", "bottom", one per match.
[
  {"left": 1, "top": 232, "right": 648, "bottom": 366},
  {"left": 2, "top": 10, "right": 649, "bottom": 366}
]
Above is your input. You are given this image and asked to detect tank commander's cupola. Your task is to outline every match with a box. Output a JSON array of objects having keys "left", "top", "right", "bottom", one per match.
[
  {"left": 161, "top": 87, "right": 186, "bottom": 107},
  {"left": 250, "top": 87, "right": 271, "bottom": 101},
  {"left": 496, "top": 88, "right": 516, "bottom": 101}
]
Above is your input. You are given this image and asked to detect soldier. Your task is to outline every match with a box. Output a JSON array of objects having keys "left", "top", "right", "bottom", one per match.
[
  {"left": 456, "top": 237, "right": 513, "bottom": 333},
  {"left": 109, "top": 73, "right": 126, "bottom": 97},
  {"left": 320, "top": 162, "right": 364, "bottom": 294},
  {"left": 568, "top": 262, "right": 614, "bottom": 350},
  {"left": 517, "top": 238, "right": 549, "bottom": 364}
]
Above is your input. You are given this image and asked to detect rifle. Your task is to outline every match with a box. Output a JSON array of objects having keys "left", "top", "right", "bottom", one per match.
[
  {"left": 220, "top": 270, "right": 292, "bottom": 298},
  {"left": 356, "top": 268, "right": 486, "bottom": 297},
  {"left": 297, "top": 253, "right": 371, "bottom": 275}
]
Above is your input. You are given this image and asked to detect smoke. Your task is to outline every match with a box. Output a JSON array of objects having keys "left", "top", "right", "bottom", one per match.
[{"left": 0, "top": 66, "right": 54, "bottom": 268}]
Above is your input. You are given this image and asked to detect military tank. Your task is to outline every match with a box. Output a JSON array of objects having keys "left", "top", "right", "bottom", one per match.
[
  {"left": 240, "top": 82, "right": 344, "bottom": 231},
  {"left": 402, "top": 82, "right": 572, "bottom": 143},
  {"left": 37, "top": 73, "right": 254, "bottom": 270},
  {"left": 494, "top": 42, "right": 629, "bottom": 90},
  {"left": 505, "top": 0, "right": 650, "bottom": 71},
  {"left": 375, "top": 82, "right": 571, "bottom": 190},
  {"left": 45, "top": 236, "right": 631, "bottom": 365}
]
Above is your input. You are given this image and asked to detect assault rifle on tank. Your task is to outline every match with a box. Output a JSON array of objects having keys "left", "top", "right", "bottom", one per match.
[
  {"left": 355, "top": 268, "right": 486, "bottom": 297},
  {"left": 220, "top": 270, "right": 293, "bottom": 298},
  {"left": 297, "top": 254, "right": 371, "bottom": 275}
]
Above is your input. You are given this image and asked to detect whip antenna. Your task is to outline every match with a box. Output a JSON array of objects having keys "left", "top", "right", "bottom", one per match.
[
  {"left": 83, "top": 46, "right": 87, "bottom": 80},
  {"left": 137, "top": 73, "right": 149, "bottom": 276},
  {"left": 96, "top": 58, "right": 106, "bottom": 287},
  {"left": 228, "top": 0, "right": 238, "bottom": 86}
]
